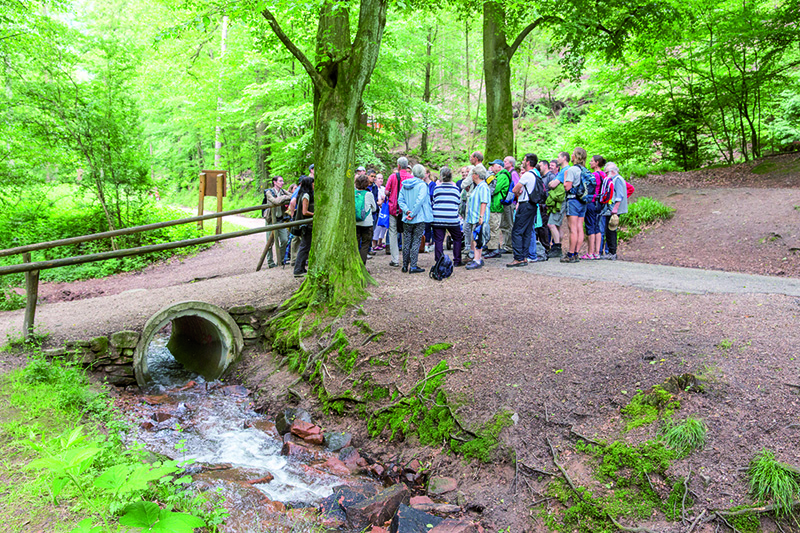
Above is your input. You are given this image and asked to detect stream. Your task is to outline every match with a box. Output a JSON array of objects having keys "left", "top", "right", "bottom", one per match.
[{"left": 116, "top": 334, "right": 378, "bottom": 531}]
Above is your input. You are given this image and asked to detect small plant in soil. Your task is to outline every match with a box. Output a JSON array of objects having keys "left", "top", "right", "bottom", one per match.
[
  {"left": 663, "top": 417, "right": 707, "bottom": 457},
  {"left": 423, "top": 342, "right": 453, "bottom": 357},
  {"left": 747, "top": 449, "right": 800, "bottom": 517}
]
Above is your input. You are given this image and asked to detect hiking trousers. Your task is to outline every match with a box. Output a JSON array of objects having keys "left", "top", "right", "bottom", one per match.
[
  {"left": 511, "top": 202, "right": 537, "bottom": 262},
  {"left": 433, "top": 224, "right": 463, "bottom": 265},
  {"left": 402, "top": 222, "right": 424, "bottom": 269}
]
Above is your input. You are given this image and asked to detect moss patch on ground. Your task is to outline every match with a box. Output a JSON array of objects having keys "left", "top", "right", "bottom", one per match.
[
  {"left": 621, "top": 385, "right": 680, "bottom": 431},
  {"left": 424, "top": 342, "right": 453, "bottom": 357}
]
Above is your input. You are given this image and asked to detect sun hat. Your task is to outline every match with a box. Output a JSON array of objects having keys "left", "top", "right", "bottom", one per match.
[{"left": 608, "top": 214, "right": 620, "bottom": 231}]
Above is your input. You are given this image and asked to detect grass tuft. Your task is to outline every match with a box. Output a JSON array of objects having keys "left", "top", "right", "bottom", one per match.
[
  {"left": 663, "top": 417, "right": 707, "bottom": 457},
  {"left": 619, "top": 197, "right": 675, "bottom": 241},
  {"left": 747, "top": 449, "right": 800, "bottom": 517}
]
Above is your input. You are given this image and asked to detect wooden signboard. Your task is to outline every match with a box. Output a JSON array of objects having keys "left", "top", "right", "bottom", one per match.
[{"left": 198, "top": 170, "right": 228, "bottom": 235}]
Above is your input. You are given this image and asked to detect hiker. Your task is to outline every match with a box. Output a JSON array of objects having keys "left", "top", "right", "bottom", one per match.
[
  {"left": 372, "top": 174, "right": 387, "bottom": 251},
  {"left": 293, "top": 175, "right": 314, "bottom": 278},
  {"left": 263, "top": 175, "right": 291, "bottom": 269},
  {"left": 465, "top": 165, "right": 490, "bottom": 270},
  {"left": 602, "top": 162, "right": 627, "bottom": 260},
  {"left": 583, "top": 155, "right": 606, "bottom": 260},
  {"left": 547, "top": 152, "right": 569, "bottom": 258},
  {"left": 484, "top": 159, "right": 512, "bottom": 258},
  {"left": 536, "top": 160, "right": 552, "bottom": 253},
  {"left": 562, "top": 147, "right": 588, "bottom": 263},
  {"left": 507, "top": 153, "right": 541, "bottom": 267},
  {"left": 355, "top": 173, "right": 377, "bottom": 265},
  {"left": 431, "top": 166, "right": 464, "bottom": 267},
  {"left": 384, "top": 157, "right": 413, "bottom": 268},
  {"left": 397, "top": 164, "right": 433, "bottom": 273}
]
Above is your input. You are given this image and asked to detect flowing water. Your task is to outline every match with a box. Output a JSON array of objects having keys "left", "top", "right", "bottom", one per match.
[{"left": 125, "top": 335, "right": 347, "bottom": 512}]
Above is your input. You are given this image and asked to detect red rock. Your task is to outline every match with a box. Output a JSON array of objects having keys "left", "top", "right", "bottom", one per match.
[
  {"left": 428, "top": 476, "right": 458, "bottom": 495},
  {"left": 139, "top": 421, "right": 154, "bottom": 430},
  {"left": 320, "top": 457, "right": 350, "bottom": 476},
  {"left": 429, "top": 519, "right": 477, "bottom": 533},
  {"left": 177, "top": 380, "right": 197, "bottom": 391},
  {"left": 369, "top": 464, "right": 385, "bottom": 477},
  {"left": 345, "top": 483, "right": 411, "bottom": 530},
  {"left": 281, "top": 441, "right": 314, "bottom": 460},
  {"left": 151, "top": 411, "right": 173, "bottom": 422},
  {"left": 370, "top": 527, "right": 389, "bottom": 533},
  {"left": 142, "top": 395, "right": 168, "bottom": 405},
  {"left": 291, "top": 420, "right": 322, "bottom": 439},
  {"left": 261, "top": 498, "right": 285, "bottom": 514},
  {"left": 411, "top": 503, "right": 461, "bottom": 514},
  {"left": 246, "top": 473, "right": 274, "bottom": 485},
  {"left": 304, "top": 433, "right": 324, "bottom": 445},
  {"left": 410, "top": 495, "right": 434, "bottom": 506},
  {"left": 405, "top": 458, "right": 421, "bottom": 473}
]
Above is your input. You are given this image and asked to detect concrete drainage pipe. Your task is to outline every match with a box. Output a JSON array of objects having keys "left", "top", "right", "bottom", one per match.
[{"left": 133, "top": 301, "right": 244, "bottom": 388}]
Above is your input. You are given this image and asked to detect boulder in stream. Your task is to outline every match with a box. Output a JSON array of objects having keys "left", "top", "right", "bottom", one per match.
[
  {"left": 389, "top": 503, "right": 443, "bottom": 533},
  {"left": 275, "top": 408, "right": 312, "bottom": 435},
  {"left": 323, "top": 431, "right": 352, "bottom": 452},
  {"left": 346, "top": 482, "right": 411, "bottom": 530}
]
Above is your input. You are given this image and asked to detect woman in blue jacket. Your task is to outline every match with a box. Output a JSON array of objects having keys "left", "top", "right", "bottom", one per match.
[{"left": 397, "top": 164, "right": 433, "bottom": 273}]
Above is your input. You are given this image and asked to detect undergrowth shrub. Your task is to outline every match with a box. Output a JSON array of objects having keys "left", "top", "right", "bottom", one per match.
[{"left": 619, "top": 197, "right": 675, "bottom": 241}]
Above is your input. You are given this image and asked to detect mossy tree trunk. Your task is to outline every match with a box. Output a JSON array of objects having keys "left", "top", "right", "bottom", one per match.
[{"left": 262, "top": 0, "right": 386, "bottom": 312}]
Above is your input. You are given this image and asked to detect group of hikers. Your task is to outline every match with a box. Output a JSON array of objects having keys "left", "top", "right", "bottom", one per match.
[{"left": 261, "top": 148, "right": 631, "bottom": 277}]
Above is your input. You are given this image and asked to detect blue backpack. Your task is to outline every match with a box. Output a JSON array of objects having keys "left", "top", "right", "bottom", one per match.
[{"left": 429, "top": 254, "right": 454, "bottom": 281}]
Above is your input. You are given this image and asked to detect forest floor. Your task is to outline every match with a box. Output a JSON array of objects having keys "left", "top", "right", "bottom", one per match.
[{"left": 1, "top": 153, "right": 799, "bottom": 532}]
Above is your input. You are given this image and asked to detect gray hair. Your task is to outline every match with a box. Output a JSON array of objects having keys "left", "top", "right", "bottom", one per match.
[
  {"left": 397, "top": 156, "right": 409, "bottom": 169},
  {"left": 605, "top": 162, "right": 619, "bottom": 175},
  {"left": 412, "top": 164, "right": 426, "bottom": 179},
  {"left": 504, "top": 156, "right": 516, "bottom": 167},
  {"left": 471, "top": 165, "right": 487, "bottom": 180}
]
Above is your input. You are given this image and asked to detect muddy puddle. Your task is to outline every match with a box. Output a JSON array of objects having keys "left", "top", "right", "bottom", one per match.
[{"left": 114, "top": 334, "right": 384, "bottom": 532}]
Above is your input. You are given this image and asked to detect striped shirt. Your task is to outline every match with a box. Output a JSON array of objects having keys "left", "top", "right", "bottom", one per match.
[{"left": 431, "top": 182, "right": 461, "bottom": 226}]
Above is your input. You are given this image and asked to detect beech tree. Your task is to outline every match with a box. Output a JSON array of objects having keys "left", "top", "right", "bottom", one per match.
[
  {"left": 260, "top": 0, "right": 387, "bottom": 312},
  {"left": 481, "top": 0, "right": 678, "bottom": 160}
]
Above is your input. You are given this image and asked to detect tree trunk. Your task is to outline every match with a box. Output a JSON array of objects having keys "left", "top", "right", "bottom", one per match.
[
  {"left": 465, "top": 20, "right": 470, "bottom": 129},
  {"left": 420, "top": 25, "right": 435, "bottom": 156},
  {"left": 214, "top": 15, "right": 229, "bottom": 170},
  {"left": 256, "top": 120, "right": 267, "bottom": 189},
  {"left": 264, "top": 0, "right": 387, "bottom": 310},
  {"left": 483, "top": 1, "right": 513, "bottom": 160}
]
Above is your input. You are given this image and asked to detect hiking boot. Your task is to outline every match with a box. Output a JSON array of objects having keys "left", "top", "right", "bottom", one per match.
[
  {"left": 402, "top": 265, "right": 408, "bottom": 273},
  {"left": 389, "top": 261, "right": 400, "bottom": 267},
  {"left": 484, "top": 250, "right": 501, "bottom": 259},
  {"left": 547, "top": 244, "right": 562, "bottom": 258},
  {"left": 604, "top": 253, "right": 617, "bottom": 260},
  {"left": 465, "top": 260, "right": 484, "bottom": 270},
  {"left": 506, "top": 260, "right": 527, "bottom": 268}
]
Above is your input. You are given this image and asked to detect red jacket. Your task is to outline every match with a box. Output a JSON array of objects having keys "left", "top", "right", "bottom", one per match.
[{"left": 384, "top": 168, "right": 412, "bottom": 216}]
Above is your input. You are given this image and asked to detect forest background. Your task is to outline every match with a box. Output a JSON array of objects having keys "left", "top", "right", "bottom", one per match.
[{"left": 1, "top": 0, "right": 799, "bottom": 306}]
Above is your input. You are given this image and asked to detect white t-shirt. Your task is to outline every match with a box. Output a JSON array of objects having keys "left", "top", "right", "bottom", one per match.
[{"left": 517, "top": 170, "right": 537, "bottom": 202}]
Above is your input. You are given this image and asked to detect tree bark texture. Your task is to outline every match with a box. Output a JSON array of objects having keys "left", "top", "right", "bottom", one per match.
[
  {"left": 483, "top": 1, "right": 514, "bottom": 161},
  {"left": 263, "top": 0, "right": 387, "bottom": 309}
]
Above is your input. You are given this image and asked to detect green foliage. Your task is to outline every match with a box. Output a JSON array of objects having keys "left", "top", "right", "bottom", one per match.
[
  {"left": 618, "top": 198, "right": 676, "bottom": 241},
  {"left": 423, "top": 342, "right": 453, "bottom": 357},
  {"left": 544, "top": 439, "right": 682, "bottom": 532},
  {"left": 747, "top": 449, "right": 800, "bottom": 517},
  {"left": 621, "top": 386, "right": 680, "bottom": 431},
  {"left": 451, "top": 411, "right": 514, "bottom": 463},
  {"left": 0, "top": 351, "right": 223, "bottom": 531},
  {"left": 663, "top": 417, "right": 707, "bottom": 457}
]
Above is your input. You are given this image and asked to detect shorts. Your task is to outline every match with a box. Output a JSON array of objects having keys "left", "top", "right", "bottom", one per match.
[
  {"left": 548, "top": 203, "right": 565, "bottom": 227},
  {"left": 584, "top": 202, "right": 602, "bottom": 234},
  {"left": 567, "top": 198, "right": 587, "bottom": 218}
]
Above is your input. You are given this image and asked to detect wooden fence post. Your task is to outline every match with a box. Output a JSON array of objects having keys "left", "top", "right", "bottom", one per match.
[
  {"left": 22, "top": 252, "right": 39, "bottom": 341},
  {"left": 216, "top": 173, "right": 224, "bottom": 235},
  {"left": 198, "top": 173, "right": 206, "bottom": 231}
]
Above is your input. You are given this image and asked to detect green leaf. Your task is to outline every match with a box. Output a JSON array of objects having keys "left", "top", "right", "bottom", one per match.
[
  {"left": 120, "top": 501, "right": 161, "bottom": 528},
  {"left": 69, "top": 518, "right": 103, "bottom": 533},
  {"left": 120, "top": 502, "right": 205, "bottom": 532}
]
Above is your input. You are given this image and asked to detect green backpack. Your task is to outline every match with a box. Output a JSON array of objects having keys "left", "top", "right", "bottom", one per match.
[{"left": 355, "top": 189, "right": 368, "bottom": 221}]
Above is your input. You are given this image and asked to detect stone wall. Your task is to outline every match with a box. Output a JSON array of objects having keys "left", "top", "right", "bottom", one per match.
[{"left": 40, "top": 303, "right": 276, "bottom": 388}]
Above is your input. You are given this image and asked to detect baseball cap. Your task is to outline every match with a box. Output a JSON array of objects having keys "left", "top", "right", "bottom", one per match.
[
  {"left": 489, "top": 159, "right": 504, "bottom": 166},
  {"left": 309, "top": 164, "right": 314, "bottom": 170}
]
